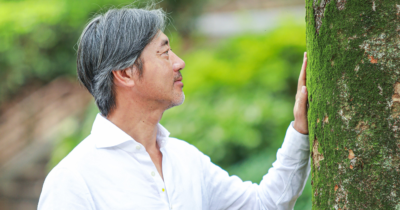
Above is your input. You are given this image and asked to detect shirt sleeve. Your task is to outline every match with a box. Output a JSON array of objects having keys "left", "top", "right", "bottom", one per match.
[
  {"left": 203, "top": 122, "right": 311, "bottom": 210},
  {"left": 38, "top": 167, "right": 95, "bottom": 210}
]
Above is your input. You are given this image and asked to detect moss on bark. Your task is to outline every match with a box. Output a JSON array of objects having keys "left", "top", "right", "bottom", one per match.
[{"left": 306, "top": 0, "right": 400, "bottom": 209}]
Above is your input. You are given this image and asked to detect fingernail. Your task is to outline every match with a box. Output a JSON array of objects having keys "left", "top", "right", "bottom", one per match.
[{"left": 302, "top": 86, "right": 307, "bottom": 94}]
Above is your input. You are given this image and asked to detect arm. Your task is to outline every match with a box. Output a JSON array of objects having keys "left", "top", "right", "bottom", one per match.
[
  {"left": 257, "top": 122, "right": 310, "bottom": 209},
  {"left": 204, "top": 53, "right": 310, "bottom": 210},
  {"left": 203, "top": 123, "right": 310, "bottom": 210},
  {"left": 38, "top": 167, "right": 95, "bottom": 210}
]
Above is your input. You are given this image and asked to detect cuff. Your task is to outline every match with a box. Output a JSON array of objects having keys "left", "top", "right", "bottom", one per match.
[{"left": 280, "top": 121, "right": 310, "bottom": 160}]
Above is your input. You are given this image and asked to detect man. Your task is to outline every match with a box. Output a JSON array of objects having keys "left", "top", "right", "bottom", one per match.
[{"left": 39, "top": 6, "right": 310, "bottom": 210}]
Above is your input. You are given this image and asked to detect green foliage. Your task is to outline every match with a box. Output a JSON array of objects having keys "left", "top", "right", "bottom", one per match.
[
  {"left": 0, "top": 0, "right": 208, "bottom": 104},
  {"left": 165, "top": 27, "right": 306, "bottom": 168}
]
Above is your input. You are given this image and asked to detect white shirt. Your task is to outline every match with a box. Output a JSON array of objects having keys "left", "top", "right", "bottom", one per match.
[{"left": 38, "top": 114, "right": 310, "bottom": 210}]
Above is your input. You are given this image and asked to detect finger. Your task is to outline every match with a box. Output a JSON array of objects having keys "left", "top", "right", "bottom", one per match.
[
  {"left": 298, "top": 52, "right": 307, "bottom": 88},
  {"left": 297, "top": 52, "right": 307, "bottom": 91}
]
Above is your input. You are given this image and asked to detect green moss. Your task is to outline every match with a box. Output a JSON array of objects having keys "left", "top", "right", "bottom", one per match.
[{"left": 307, "top": 0, "right": 400, "bottom": 209}]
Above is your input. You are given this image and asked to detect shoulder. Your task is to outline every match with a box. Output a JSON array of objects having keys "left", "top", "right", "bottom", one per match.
[
  {"left": 43, "top": 134, "right": 97, "bottom": 181},
  {"left": 43, "top": 165, "right": 85, "bottom": 189},
  {"left": 52, "top": 134, "right": 97, "bottom": 173},
  {"left": 39, "top": 163, "right": 94, "bottom": 209},
  {"left": 166, "top": 137, "right": 202, "bottom": 154},
  {"left": 39, "top": 135, "right": 99, "bottom": 209},
  {"left": 165, "top": 137, "right": 211, "bottom": 165}
]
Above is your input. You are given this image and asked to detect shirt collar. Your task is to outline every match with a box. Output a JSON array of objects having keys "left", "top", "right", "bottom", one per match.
[{"left": 91, "top": 113, "right": 170, "bottom": 149}]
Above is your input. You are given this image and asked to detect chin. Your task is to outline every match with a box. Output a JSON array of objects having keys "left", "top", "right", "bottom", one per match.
[{"left": 167, "top": 93, "right": 185, "bottom": 110}]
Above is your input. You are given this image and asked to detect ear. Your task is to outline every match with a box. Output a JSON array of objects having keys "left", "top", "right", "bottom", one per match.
[{"left": 112, "top": 67, "right": 136, "bottom": 88}]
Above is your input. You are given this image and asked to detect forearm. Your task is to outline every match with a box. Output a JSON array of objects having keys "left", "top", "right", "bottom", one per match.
[
  {"left": 205, "top": 122, "right": 310, "bottom": 210},
  {"left": 257, "top": 122, "right": 310, "bottom": 210}
]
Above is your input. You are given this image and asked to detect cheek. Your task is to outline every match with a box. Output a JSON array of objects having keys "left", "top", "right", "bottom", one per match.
[{"left": 141, "top": 63, "right": 173, "bottom": 90}]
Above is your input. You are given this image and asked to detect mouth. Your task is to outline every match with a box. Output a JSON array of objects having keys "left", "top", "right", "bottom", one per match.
[{"left": 174, "top": 76, "right": 183, "bottom": 86}]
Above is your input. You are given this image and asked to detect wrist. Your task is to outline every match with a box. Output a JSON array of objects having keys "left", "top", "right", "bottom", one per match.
[{"left": 293, "top": 120, "right": 309, "bottom": 135}]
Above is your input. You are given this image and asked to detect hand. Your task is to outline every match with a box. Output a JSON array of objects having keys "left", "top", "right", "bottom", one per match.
[{"left": 293, "top": 52, "right": 308, "bottom": 134}]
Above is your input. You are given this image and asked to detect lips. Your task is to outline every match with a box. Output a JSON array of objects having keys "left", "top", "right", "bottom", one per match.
[
  {"left": 174, "top": 75, "right": 183, "bottom": 87},
  {"left": 174, "top": 73, "right": 183, "bottom": 83}
]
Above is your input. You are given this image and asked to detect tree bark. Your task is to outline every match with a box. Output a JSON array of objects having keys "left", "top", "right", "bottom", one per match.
[{"left": 306, "top": 0, "right": 400, "bottom": 209}]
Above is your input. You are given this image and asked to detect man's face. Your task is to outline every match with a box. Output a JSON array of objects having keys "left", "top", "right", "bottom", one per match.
[{"left": 133, "top": 31, "right": 186, "bottom": 109}]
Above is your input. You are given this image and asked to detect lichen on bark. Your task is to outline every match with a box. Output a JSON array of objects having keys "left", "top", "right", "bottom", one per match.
[{"left": 306, "top": 0, "right": 400, "bottom": 209}]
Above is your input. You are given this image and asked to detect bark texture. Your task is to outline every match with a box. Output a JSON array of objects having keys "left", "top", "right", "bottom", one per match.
[{"left": 306, "top": 0, "right": 400, "bottom": 209}]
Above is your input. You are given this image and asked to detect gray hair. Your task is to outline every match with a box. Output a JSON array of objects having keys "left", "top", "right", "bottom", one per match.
[{"left": 77, "top": 6, "right": 166, "bottom": 116}]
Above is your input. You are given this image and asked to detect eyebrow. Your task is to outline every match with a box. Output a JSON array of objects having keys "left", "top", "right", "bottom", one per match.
[{"left": 160, "top": 39, "right": 169, "bottom": 47}]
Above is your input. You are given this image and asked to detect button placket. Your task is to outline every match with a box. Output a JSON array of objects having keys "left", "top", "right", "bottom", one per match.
[
  {"left": 146, "top": 157, "right": 168, "bottom": 202},
  {"left": 160, "top": 148, "right": 173, "bottom": 208},
  {"left": 159, "top": 183, "right": 168, "bottom": 205},
  {"left": 131, "top": 140, "right": 170, "bottom": 206},
  {"left": 151, "top": 171, "right": 166, "bottom": 191}
]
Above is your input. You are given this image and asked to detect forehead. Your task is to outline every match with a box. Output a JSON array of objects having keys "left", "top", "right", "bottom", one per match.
[{"left": 149, "top": 31, "right": 169, "bottom": 48}]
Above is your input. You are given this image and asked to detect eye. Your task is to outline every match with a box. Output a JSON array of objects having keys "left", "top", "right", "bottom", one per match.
[{"left": 163, "top": 49, "right": 170, "bottom": 55}]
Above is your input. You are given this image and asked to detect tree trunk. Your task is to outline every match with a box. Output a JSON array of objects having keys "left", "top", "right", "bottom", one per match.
[{"left": 306, "top": 0, "right": 400, "bottom": 209}]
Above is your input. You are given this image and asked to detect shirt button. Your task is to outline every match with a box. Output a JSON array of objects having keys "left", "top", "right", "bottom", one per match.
[
  {"left": 136, "top": 145, "right": 141, "bottom": 150},
  {"left": 162, "top": 188, "right": 165, "bottom": 192},
  {"left": 170, "top": 205, "right": 173, "bottom": 209},
  {"left": 151, "top": 171, "right": 155, "bottom": 176}
]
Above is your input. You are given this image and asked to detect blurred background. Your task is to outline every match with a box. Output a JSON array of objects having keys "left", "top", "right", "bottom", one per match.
[{"left": 0, "top": 0, "right": 311, "bottom": 209}]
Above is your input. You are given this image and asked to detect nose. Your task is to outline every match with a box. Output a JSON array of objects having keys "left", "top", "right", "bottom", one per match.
[{"left": 171, "top": 51, "right": 185, "bottom": 72}]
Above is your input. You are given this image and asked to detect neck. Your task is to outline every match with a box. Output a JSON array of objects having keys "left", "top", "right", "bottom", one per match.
[{"left": 106, "top": 96, "right": 165, "bottom": 151}]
